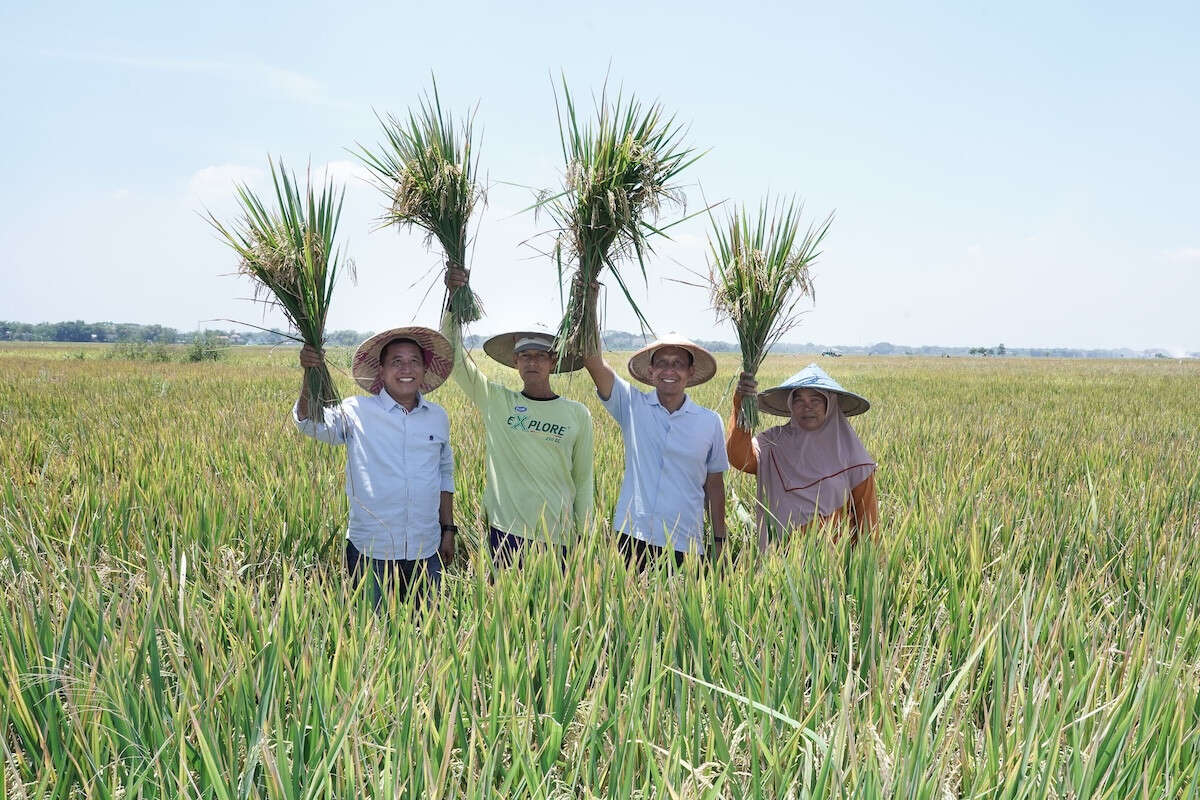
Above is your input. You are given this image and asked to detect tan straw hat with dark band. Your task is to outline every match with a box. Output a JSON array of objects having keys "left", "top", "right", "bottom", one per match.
[
  {"left": 483, "top": 327, "right": 585, "bottom": 373},
  {"left": 352, "top": 326, "right": 454, "bottom": 394},
  {"left": 626, "top": 333, "right": 717, "bottom": 387}
]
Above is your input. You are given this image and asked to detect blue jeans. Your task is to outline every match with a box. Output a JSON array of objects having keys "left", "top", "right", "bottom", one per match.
[{"left": 345, "top": 540, "right": 442, "bottom": 610}]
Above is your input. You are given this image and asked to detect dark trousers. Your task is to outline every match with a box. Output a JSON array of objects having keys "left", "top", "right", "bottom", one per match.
[
  {"left": 489, "top": 527, "right": 567, "bottom": 570},
  {"left": 345, "top": 540, "right": 442, "bottom": 610},
  {"left": 617, "top": 531, "right": 691, "bottom": 573}
]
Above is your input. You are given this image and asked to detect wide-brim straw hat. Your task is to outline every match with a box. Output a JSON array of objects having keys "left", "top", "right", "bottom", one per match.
[
  {"left": 352, "top": 326, "right": 454, "bottom": 394},
  {"left": 627, "top": 333, "right": 718, "bottom": 387},
  {"left": 758, "top": 363, "right": 870, "bottom": 417},
  {"left": 482, "top": 327, "right": 585, "bottom": 374}
]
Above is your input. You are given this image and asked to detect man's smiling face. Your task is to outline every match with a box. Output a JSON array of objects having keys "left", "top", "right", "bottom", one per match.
[
  {"left": 379, "top": 339, "right": 425, "bottom": 403},
  {"left": 648, "top": 346, "right": 695, "bottom": 397}
]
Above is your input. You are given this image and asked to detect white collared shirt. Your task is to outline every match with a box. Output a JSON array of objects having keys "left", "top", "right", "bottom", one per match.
[
  {"left": 293, "top": 390, "right": 454, "bottom": 560},
  {"left": 600, "top": 376, "right": 729, "bottom": 553}
]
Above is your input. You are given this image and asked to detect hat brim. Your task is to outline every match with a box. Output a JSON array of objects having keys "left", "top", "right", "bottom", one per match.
[
  {"left": 627, "top": 340, "right": 717, "bottom": 387},
  {"left": 758, "top": 387, "right": 870, "bottom": 417},
  {"left": 352, "top": 327, "right": 454, "bottom": 395},
  {"left": 482, "top": 331, "right": 585, "bottom": 373}
]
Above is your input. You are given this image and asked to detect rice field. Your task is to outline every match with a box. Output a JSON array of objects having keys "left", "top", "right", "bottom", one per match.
[{"left": 3, "top": 343, "right": 1199, "bottom": 798}]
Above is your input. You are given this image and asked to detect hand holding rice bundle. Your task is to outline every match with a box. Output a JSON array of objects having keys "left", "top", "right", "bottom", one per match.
[
  {"left": 709, "top": 197, "right": 831, "bottom": 431},
  {"left": 355, "top": 78, "right": 485, "bottom": 325},
  {"left": 543, "top": 79, "right": 701, "bottom": 360},
  {"left": 206, "top": 159, "right": 351, "bottom": 422}
]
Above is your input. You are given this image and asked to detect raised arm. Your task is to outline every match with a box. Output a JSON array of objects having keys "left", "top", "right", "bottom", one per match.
[
  {"left": 441, "top": 266, "right": 491, "bottom": 407},
  {"left": 578, "top": 279, "right": 617, "bottom": 400},
  {"left": 726, "top": 372, "right": 760, "bottom": 475},
  {"left": 296, "top": 344, "right": 323, "bottom": 421},
  {"left": 293, "top": 345, "right": 347, "bottom": 444}
]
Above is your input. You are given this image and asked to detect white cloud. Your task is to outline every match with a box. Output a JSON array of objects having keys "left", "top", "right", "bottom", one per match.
[
  {"left": 318, "top": 160, "right": 372, "bottom": 185},
  {"left": 186, "top": 164, "right": 268, "bottom": 209}
]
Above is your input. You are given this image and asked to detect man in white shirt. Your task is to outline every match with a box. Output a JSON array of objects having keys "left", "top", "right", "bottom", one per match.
[
  {"left": 577, "top": 285, "right": 729, "bottom": 569},
  {"left": 294, "top": 326, "right": 456, "bottom": 608}
]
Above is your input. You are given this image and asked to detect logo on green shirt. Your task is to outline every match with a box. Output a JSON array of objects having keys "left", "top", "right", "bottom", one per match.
[{"left": 506, "top": 413, "right": 569, "bottom": 442}]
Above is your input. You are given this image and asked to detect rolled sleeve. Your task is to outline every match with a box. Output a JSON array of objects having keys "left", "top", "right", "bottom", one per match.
[
  {"left": 706, "top": 413, "right": 730, "bottom": 473},
  {"left": 292, "top": 401, "right": 348, "bottom": 445},
  {"left": 599, "top": 374, "right": 633, "bottom": 426},
  {"left": 439, "top": 438, "right": 455, "bottom": 493}
]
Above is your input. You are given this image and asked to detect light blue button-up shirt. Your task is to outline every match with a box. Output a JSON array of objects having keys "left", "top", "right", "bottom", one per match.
[
  {"left": 293, "top": 390, "right": 454, "bottom": 560},
  {"left": 600, "top": 376, "right": 729, "bottom": 553}
]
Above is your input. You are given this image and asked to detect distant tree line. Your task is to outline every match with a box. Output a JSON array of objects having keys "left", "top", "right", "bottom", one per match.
[
  {"left": 0, "top": 321, "right": 374, "bottom": 347},
  {"left": 3, "top": 321, "right": 1193, "bottom": 359},
  {"left": 1, "top": 320, "right": 181, "bottom": 343}
]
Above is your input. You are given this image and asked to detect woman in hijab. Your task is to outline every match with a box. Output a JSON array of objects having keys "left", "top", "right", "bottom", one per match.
[{"left": 726, "top": 363, "right": 878, "bottom": 550}]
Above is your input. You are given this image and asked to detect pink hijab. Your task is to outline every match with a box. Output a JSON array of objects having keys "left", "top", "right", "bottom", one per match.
[{"left": 752, "top": 389, "right": 876, "bottom": 542}]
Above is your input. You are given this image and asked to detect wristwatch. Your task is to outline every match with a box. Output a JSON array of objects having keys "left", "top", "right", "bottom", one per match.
[{"left": 441, "top": 524, "right": 458, "bottom": 534}]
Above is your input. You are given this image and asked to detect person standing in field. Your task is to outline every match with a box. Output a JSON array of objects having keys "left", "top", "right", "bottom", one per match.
[
  {"left": 727, "top": 364, "right": 878, "bottom": 550},
  {"left": 577, "top": 283, "right": 729, "bottom": 569},
  {"left": 442, "top": 267, "right": 594, "bottom": 568},
  {"left": 295, "top": 327, "right": 457, "bottom": 609}
]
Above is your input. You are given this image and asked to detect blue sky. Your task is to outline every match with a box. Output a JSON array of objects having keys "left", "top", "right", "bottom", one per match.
[{"left": 2, "top": 0, "right": 1197, "bottom": 350}]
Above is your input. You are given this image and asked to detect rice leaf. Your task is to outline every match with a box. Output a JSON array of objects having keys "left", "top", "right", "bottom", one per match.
[
  {"left": 354, "top": 76, "right": 485, "bottom": 325},
  {"left": 708, "top": 197, "right": 830, "bottom": 431},
  {"left": 538, "top": 77, "right": 702, "bottom": 358},
  {"left": 206, "top": 159, "right": 351, "bottom": 420}
]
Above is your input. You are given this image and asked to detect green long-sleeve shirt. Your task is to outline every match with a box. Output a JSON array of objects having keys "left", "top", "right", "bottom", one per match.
[{"left": 441, "top": 313, "right": 594, "bottom": 544}]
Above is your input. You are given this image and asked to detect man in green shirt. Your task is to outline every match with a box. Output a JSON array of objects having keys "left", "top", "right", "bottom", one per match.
[{"left": 442, "top": 267, "right": 594, "bottom": 567}]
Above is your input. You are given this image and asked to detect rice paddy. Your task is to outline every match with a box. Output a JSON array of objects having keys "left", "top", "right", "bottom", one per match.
[{"left": 3, "top": 344, "right": 1199, "bottom": 798}]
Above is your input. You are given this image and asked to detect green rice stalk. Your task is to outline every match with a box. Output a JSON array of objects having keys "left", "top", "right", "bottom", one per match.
[
  {"left": 354, "top": 77, "right": 484, "bottom": 325},
  {"left": 206, "top": 159, "right": 350, "bottom": 421},
  {"left": 542, "top": 78, "right": 701, "bottom": 357},
  {"left": 708, "top": 197, "right": 830, "bottom": 431}
]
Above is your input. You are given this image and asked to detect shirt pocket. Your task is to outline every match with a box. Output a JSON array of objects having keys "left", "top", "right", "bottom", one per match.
[{"left": 411, "top": 428, "right": 450, "bottom": 476}]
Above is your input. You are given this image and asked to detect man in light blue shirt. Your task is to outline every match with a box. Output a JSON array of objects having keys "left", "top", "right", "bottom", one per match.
[
  {"left": 580, "top": 292, "right": 728, "bottom": 567},
  {"left": 294, "top": 326, "right": 456, "bottom": 607}
]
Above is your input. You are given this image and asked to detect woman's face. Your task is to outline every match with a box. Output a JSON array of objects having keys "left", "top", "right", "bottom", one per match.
[{"left": 789, "top": 388, "right": 828, "bottom": 431}]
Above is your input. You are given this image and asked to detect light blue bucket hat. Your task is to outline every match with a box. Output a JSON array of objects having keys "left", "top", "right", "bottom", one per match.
[{"left": 758, "top": 363, "right": 871, "bottom": 417}]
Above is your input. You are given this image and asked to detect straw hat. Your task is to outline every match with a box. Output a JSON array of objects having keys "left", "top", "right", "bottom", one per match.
[
  {"left": 758, "top": 363, "right": 870, "bottom": 417},
  {"left": 483, "top": 326, "right": 585, "bottom": 373},
  {"left": 627, "top": 333, "right": 717, "bottom": 387},
  {"left": 352, "top": 326, "right": 454, "bottom": 394}
]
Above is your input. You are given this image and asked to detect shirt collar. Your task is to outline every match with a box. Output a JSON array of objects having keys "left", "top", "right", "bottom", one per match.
[
  {"left": 377, "top": 388, "right": 426, "bottom": 412},
  {"left": 649, "top": 391, "right": 696, "bottom": 414}
]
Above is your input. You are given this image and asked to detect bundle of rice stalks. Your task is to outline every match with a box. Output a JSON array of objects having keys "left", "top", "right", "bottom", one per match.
[
  {"left": 207, "top": 159, "right": 351, "bottom": 421},
  {"left": 709, "top": 197, "right": 831, "bottom": 431},
  {"left": 542, "top": 79, "right": 700, "bottom": 357},
  {"left": 355, "top": 79, "right": 484, "bottom": 325}
]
